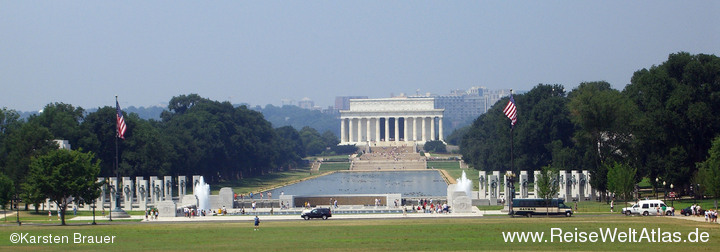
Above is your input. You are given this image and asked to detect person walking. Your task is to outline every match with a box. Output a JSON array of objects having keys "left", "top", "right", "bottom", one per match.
[
  {"left": 254, "top": 215, "right": 260, "bottom": 231},
  {"left": 610, "top": 200, "right": 614, "bottom": 213}
]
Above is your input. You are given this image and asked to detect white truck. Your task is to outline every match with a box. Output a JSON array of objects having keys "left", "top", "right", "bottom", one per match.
[{"left": 622, "top": 199, "right": 674, "bottom": 216}]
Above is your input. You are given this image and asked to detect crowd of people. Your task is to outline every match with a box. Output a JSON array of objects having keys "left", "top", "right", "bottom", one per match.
[
  {"left": 411, "top": 199, "right": 450, "bottom": 214},
  {"left": 357, "top": 146, "right": 422, "bottom": 162},
  {"left": 145, "top": 208, "right": 159, "bottom": 220}
]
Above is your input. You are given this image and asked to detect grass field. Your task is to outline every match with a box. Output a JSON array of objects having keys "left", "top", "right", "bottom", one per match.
[
  {"left": 319, "top": 162, "right": 350, "bottom": 171},
  {"left": 213, "top": 168, "right": 319, "bottom": 195},
  {"left": 1, "top": 215, "right": 718, "bottom": 250}
]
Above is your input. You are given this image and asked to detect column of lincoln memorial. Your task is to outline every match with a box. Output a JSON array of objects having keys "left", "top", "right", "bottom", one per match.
[{"left": 339, "top": 98, "right": 444, "bottom": 146}]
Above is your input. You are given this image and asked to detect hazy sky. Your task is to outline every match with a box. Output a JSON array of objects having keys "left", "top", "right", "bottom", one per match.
[{"left": 1, "top": 1, "right": 718, "bottom": 111}]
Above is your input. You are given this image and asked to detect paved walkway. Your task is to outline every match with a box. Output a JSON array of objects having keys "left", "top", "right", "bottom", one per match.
[
  {"left": 70, "top": 207, "right": 494, "bottom": 223},
  {"left": 669, "top": 215, "right": 720, "bottom": 224}
]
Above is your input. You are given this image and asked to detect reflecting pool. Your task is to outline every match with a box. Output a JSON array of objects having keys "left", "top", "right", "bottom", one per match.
[{"left": 266, "top": 170, "right": 447, "bottom": 197}]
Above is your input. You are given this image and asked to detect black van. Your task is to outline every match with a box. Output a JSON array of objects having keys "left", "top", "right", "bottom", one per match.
[
  {"left": 301, "top": 207, "right": 332, "bottom": 220},
  {"left": 512, "top": 198, "right": 573, "bottom": 217}
]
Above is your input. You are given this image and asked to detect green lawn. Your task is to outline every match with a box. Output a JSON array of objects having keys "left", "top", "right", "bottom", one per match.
[
  {"left": 212, "top": 168, "right": 320, "bottom": 195},
  {"left": 319, "top": 162, "right": 350, "bottom": 171},
  {"left": 1, "top": 215, "right": 717, "bottom": 250}
]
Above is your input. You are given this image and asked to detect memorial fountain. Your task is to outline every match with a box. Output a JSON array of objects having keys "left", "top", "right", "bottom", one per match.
[{"left": 194, "top": 176, "right": 210, "bottom": 212}]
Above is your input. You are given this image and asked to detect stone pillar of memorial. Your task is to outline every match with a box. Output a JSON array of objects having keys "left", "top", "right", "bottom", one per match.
[
  {"left": 122, "top": 177, "right": 133, "bottom": 210},
  {"left": 558, "top": 171, "right": 567, "bottom": 200},
  {"left": 138, "top": 179, "right": 148, "bottom": 210},
  {"left": 520, "top": 171, "right": 528, "bottom": 199},
  {"left": 164, "top": 176, "right": 173, "bottom": 201},
  {"left": 178, "top": 176, "right": 187, "bottom": 197},
  {"left": 478, "top": 171, "right": 487, "bottom": 199},
  {"left": 109, "top": 177, "right": 117, "bottom": 210},
  {"left": 97, "top": 178, "right": 106, "bottom": 209},
  {"left": 571, "top": 170, "right": 579, "bottom": 201},
  {"left": 488, "top": 174, "right": 498, "bottom": 205},
  {"left": 533, "top": 170, "right": 541, "bottom": 199}
]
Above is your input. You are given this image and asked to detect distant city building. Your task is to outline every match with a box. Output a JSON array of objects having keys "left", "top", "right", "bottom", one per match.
[
  {"left": 335, "top": 96, "right": 368, "bottom": 111},
  {"left": 298, "top": 97, "right": 315, "bottom": 110},
  {"left": 403, "top": 87, "right": 514, "bottom": 134},
  {"left": 281, "top": 98, "right": 295, "bottom": 106}
]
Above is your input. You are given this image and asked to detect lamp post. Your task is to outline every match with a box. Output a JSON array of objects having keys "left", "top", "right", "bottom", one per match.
[
  {"left": 507, "top": 171, "right": 516, "bottom": 217},
  {"left": 655, "top": 177, "right": 659, "bottom": 199},
  {"left": 15, "top": 195, "right": 20, "bottom": 226},
  {"left": 670, "top": 184, "right": 674, "bottom": 208},
  {"left": 662, "top": 181, "right": 666, "bottom": 201},
  {"left": 92, "top": 200, "right": 97, "bottom": 225}
]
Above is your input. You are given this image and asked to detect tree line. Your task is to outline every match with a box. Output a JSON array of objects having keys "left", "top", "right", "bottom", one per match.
[
  {"left": 460, "top": 52, "right": 720, "bottom": 200},
  {"left": 0, "top": 94, "right": 353, "bottom": 211}
]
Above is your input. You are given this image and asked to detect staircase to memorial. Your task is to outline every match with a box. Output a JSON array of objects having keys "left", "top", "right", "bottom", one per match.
[{"left": 350, "top": 146, "right": 427, "bottom": 170}]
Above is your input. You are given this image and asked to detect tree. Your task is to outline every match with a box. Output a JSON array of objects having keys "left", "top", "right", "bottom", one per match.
[
  {"left": 568, "top": 81, "right": 637, "bottom": 200},
  {"left": 273, "top": 126, "right": 305, "bottom": 171},
  {"left": 535, "top": 165, "right": 559, "bottom": 216},
  {"left": 624, "top": 52, "right": 720, "bottom": 189},
  {"left": 697, "top": 135, "right": 720, "bottom": 209},
  {"left": 461, "top": 84, "right": 575, "bottom": 173},
  {"left": 300, "top": 126, "right": 325, "bottom": 156},
  {"left": 445, "top": 125, "right": 470, "bottom": 146},
  {"left": 76, "top": 106, "right": 119, "bottom": 176},
  {"left": 424, "top": 140, "right": 447, "bottom": 153},
  {"left": 24, "top": 149, "right": 102, "bottom": 225},
  {"left": 2, "top": 122, "right": 55, "bottom": 210},
  {"left": 606, "top": 162, "right": 637, "bottom": 208},
  {"left": 29, "top": 103, "right": 86, "bottom": 145},
  {"left": 0, "top": 172, "right": 14, "bottom": 221}
]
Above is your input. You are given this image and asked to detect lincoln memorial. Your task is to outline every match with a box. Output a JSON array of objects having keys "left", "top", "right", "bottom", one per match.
[{"left": 339, "top": 98, "right": 444, "bottom": 146}]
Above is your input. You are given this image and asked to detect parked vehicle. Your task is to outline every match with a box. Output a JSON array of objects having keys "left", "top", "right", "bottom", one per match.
[
  {"left": 622, "top": 200, "right": 674, "bottom": 216},
  {"left": 512, "top": 198, "right": 573, "bottom": 217},
  {"left": 680, "top": 206, "right": 705, "bottom": 216},
  {"left": 301, "top": 207, "right": 332, "bottom": 220}
]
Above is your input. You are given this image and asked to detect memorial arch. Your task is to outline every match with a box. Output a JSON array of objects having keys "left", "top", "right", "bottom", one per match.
[{"left": 339, "top": 98, "right": 444, "bottom": 146}]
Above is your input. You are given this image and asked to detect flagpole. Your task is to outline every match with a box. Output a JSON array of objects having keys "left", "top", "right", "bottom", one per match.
[
  {"left": 110, "top": 96, "right": 131, "bottom": 220},
  {"left": 111, "top": 96, "right": 119, "bottom": 221},
  {"left": 509, "top": 89, "right": 515, "bottom": 218}
]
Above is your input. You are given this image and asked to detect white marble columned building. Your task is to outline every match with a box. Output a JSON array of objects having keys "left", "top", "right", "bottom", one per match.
[{"left": 339, "top": 98, "right": 444, "bottom": 145}]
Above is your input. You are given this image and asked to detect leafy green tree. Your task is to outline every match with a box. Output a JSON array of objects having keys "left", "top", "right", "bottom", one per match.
[
  {"left": 697, "top": 135, "right": 720, "bottom": 209},
  {"left": 2, "top": 122, "right": 55, "bottom": 210},
  {"left": 424, "top": 140, "right": 447, "bottom": 153},
  {"left": 568, "top": 81, "right": 638, "bottom": 200},
  {"left": 321, "top": 130, "right": 340, "bottom": 148},
  {"left": 76, "top": 106, "right": 119, "bottom": 176},
  {"left": 273, "top": 126, "right": 305, "bottom": 171},
  {"left": 461, "top": 84, "right": 575, "bottom": 173},
  {"left": 24, "top": 149, "right": 102, "bottom": 225},
  {"left": 0, "top": 172, "right": 14, "bottom": 220},
  {"left": 624, "top": 52, "right": 720, "bottom": 189},
  {"left": 445, "top": 125, "right": 470, "bottom": 146},
  {"left": 300, "top": 126, "right": 325, "bottom": 156},
  {"left": 28, "top": 103, "right": 86, "bottom": 145},
  {"left": 118, "top": 114, "right": 174, "bottom": 177},
  {"left": 535, "top": 165, "right": 559, "bottom": 216},
  {"left": 0, "top": 108, "right": 21, "bottom": 176},
  {"left": 606, "top": 162, "right": 637, "bottom": 208}
]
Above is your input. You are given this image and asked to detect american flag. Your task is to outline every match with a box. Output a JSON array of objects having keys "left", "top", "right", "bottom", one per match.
[
  {"left": 503, "top": 94, "right": 517, "bottom": 127},
  {"left": 116, "top": 100, "right": 127, "bottom": 139}
]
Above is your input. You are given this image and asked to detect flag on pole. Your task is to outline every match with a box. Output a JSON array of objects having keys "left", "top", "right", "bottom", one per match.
[
  {"left": 116, "top": 100, "right": 127, "bottom": 139},
  {"left": 503, "top": 94, "right": 517, "bottom": 127}
]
